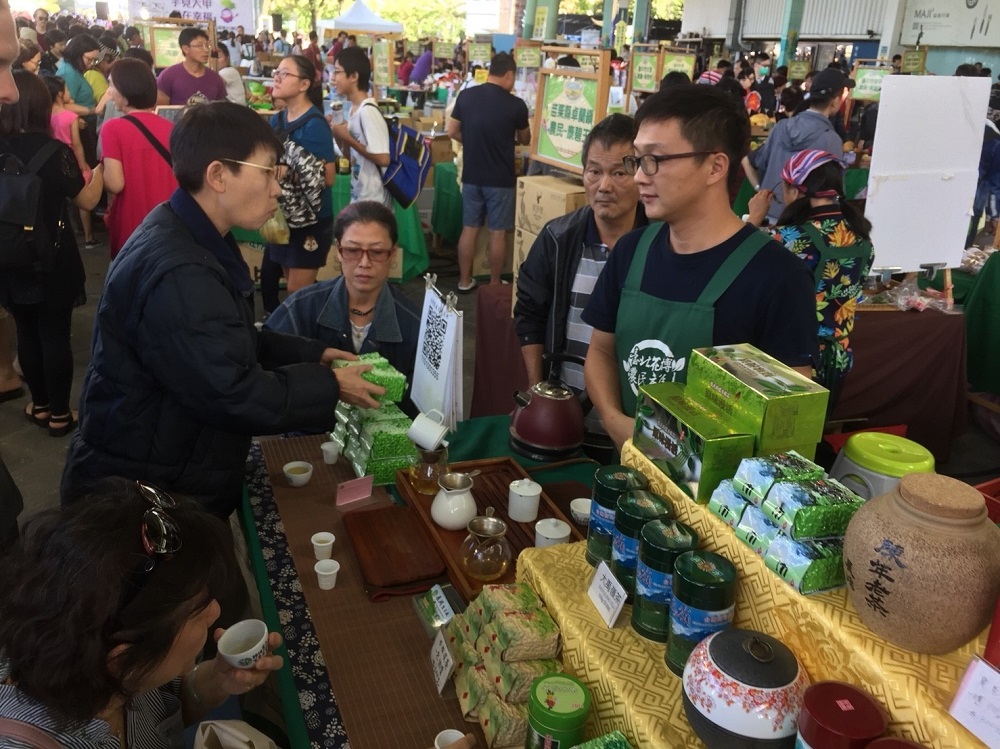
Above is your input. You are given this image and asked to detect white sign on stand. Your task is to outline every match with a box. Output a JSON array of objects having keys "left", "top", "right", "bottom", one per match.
[
  {"left": 587, "top": 561, "right": 627, "bottom": 628},
  {"left": 949, "top": 656, "right": 1000, "bottom": 746},
  {"left": 865, "top": 76, "right": 991, "bottom": 270},
  {"left": 430, "top": 628, "right": 456, "bottom": 694},
  {"left": 411, "top": 276, "right": 463, "bottom": 430}
]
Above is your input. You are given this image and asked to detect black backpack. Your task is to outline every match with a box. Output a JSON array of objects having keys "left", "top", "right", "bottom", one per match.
[{"left": 0, "top": 140, "right": 62, "bottom": 273}]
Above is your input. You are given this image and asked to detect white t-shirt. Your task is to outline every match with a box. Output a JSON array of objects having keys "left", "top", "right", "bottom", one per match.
[
  {"left": 219, "top": 66, "right": 247, "bottom": 105},
  {"left": 348, "top": 97, "right": 392, "bottom": 208}
]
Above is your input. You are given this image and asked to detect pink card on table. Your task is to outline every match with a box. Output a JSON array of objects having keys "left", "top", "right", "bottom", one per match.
[{"left": 336, "top": 475, "right": 374, "bottom": 508}]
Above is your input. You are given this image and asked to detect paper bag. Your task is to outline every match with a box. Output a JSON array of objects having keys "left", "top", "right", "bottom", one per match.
[{"left": 194, "top": 720, "right": 279, "bottom": 749}]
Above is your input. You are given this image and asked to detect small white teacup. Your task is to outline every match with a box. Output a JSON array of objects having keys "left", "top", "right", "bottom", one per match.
[{"left": 217, "top": 619, "right": 269, "bottom": 670}]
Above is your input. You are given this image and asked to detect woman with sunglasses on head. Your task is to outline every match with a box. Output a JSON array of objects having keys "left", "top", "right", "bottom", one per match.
[
  {"left": 265, "top": 201, "right": 421, "bottom": 415},
  {"left": 0, "top": 478, "right": 284, "bottom": 747},
  {"left": 13, "top": 39, "right": 40, "bottom": 73},
  {"left": 62, "top": 102, "right": 382, "bottom": 519},
  {"left": 260, "top": 54, "right": 336, "bottom": 317}
]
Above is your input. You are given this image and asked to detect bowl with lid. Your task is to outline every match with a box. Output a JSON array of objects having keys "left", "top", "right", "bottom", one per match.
[{"left": 682, "top": 628, "right": 810, "bottom": 749}]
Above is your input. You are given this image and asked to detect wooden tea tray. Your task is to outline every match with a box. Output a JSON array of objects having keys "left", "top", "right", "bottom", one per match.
[{"left": 395, "top": 457, "right": 585, "bottom": 601}]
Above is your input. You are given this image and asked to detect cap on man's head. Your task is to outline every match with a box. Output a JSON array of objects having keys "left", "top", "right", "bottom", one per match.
[{"left": 808, "top": 67, "right": 855, "bottom": 97}]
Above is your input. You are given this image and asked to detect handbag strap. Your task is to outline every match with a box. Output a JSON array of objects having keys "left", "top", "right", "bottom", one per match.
[
  {"left": 275, "top": 111, "right": 326, "bottom": 142},
  {"left": 24, "top": 140, "right": 63, "bottom": 176},
  {"left": 124, "top": 114, "right": 172, "bottom": 167},
  {"left": 0, "top": 717, "right": 64, "bottom": 749}
]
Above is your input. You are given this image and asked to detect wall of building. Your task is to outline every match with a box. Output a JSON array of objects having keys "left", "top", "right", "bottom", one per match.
[
  {"left": 679, "top": 0, "right": 732, "bottom": 38},
  {"left": 741, "top": 0, "right": 888, "bottom": 39},
  {"left": 926, "top": 48, "right": 1000, "bottom": 76}
]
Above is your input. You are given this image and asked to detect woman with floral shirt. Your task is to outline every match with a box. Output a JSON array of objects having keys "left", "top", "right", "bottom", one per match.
[{"left": 748, "top": 149, "right": 875, "bottom": 409}]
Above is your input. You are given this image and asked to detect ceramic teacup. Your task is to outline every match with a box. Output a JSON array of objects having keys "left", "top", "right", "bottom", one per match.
[{"left": 217, "top": 619, "right": 269, "bottom": 670}]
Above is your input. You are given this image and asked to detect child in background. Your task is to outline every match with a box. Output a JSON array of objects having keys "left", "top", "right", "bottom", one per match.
[{"left": 45, "top": 76, "right": 90, "bottom": 182}]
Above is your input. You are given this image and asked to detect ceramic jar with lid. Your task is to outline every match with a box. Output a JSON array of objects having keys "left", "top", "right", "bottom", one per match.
[
  {"left": 632, "top": 519, "right": 699, "bottom": 642},
  {"left": 611, "top": 490, "right": 674, "bottom": 601},
  {"left": 682, "top": 628, "right": 810, "bottom": 749},
  {"left": 667, "top": 550, "right": 738, "bottom": 676},
  {"left": 795, "top": 681, "right": 887, "bottom": 749},
  {"left": 586, "top": 465, "right": 648, "bottom": 567},
  {"left": 843, "top": 472, "right": 1000, "bottom": 654}
]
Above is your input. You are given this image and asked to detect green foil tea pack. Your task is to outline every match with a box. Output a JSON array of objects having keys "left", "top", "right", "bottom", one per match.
[
  {"left": 707, "top": 480, "right": 750, "bottom": 528},
  {"left": 574, "top": 731, "right": 635, "bottom": 749},
  {"left": 762, "top": 478, "right": 865, "bottom": 539},
  {"left": 732, "top": 451, "right": 825, "bottom": 506},
  {"left": 764, "top": 535, "right": 846, "bottom": 594},
  {"left": 687, "top": 344, "right": 829, "bottom": 456},
  {"left": 735, "top": 504, "right": 780, "bottom": 556},
  {"left": 633, "top": 382, "right": 754, "bottom": 503}
]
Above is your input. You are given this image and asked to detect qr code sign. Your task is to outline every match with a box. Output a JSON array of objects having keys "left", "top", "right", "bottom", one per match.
[{"left": 421, "top": 304, "right": 447, "bottom": 378}]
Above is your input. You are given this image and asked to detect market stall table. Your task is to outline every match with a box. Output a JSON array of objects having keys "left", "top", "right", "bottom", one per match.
[
  {"left": 241, "top": 422, "right": 598, "bottom": 748},
  {"left": 514, "top": 442, "right": 989, "bottom": 748}
]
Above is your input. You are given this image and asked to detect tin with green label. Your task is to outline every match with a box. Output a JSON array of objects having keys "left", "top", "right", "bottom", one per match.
[
  {"left": 611, "top": 490, "right": 674, "bottom": 601},
  {"left": 586, "top": 465, "right": 648, "bottom": 567},
  {"left": 632, "top": 519, "right": 699, "bottom": 642},
  {"left": 525, "top": 673, "right": 591, "bottom": 749},
  {"left": 666, "top": 550, "right": 737, "bottom": 676}
]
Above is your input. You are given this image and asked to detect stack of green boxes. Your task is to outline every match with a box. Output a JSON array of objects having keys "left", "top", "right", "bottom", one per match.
[
  {"left": 707, "top": 451, "right": 866, "bottom": 594},
  {"left": 329, "top": 399, "right": 416, "bottom": 485},
  {"left": 332, "top": 352, "right": 408, "bottom": 403},
  {"left": 631, "top": 344, "right": 831, "bottom": 505}
]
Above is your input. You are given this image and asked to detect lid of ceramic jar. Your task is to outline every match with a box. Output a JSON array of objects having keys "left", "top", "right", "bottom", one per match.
[
  {"left": 616, "top": 490, "right": 675, "bottom": 533},
  {"left": 672, "top": 551, "right": 737, "bottom": 610},
  {"left": 865, "top": 739, "right": 927, "bottom": 748},
  {"left": 844, "top": 433, "right": 935, "bottom": 478},
  {"left": 797, "top": 681, "right": 888, "bottom": 748},
  {"left": 640, "top": 519, "right": 699, "bottom": 562},
  {"left": 706, "top": 629, "right": 799, "bottom": 688},
  {"left": 897, "top": 473, "right": 987, "bottom": 520}
]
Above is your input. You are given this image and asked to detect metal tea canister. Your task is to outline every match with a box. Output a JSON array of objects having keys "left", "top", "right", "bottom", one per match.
[
  {"left": 632, "top": 519, "right": 699, "bottom": 642},
  {"left": 666, "top": 550, "right": 737, "bottom": 676},
  {"left": 586, "top": 465, "right": 648, "bottom": 567},
  {"left": 611, "top": 490, "right": 674, "bottom": 602},
  {"left": 525, "top": 673, "right": 591, "bottom": 749}
]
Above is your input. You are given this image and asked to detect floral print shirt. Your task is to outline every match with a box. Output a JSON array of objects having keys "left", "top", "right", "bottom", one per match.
[{"left": 772, "top": 206, "right": 875, "bottom": 379}]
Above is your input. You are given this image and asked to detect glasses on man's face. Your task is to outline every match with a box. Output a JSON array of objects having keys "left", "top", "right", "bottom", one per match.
[
  {"left": 35, "top": 14, "right": 48, "bottom": 22},
  {"left": 137, "top": 482, "right": 181, "bottom": 563},
  {"left": 339, "top": 244, "right": 393, "bottom": 263},
  {"left": 332, "top": 68, "right": 346, "bottom": 77},
  {"left": 223, "top": 158, "right": 289, "bottom": 182},
  {"left": 623, "top": 151, "right": 717, "bottom": 177},
  {"left": 187, "top": 42, "right": 211, "bottom": 51},
  {"left": 273, "top": 69, "right": 305, "bottom": 81}
]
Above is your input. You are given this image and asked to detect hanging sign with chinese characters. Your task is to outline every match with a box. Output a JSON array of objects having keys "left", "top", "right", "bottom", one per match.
[
  {"left": 630, "top": 51, "right": 659, "bottom": 93},
  {"left": 537, "top": 75, "right": 598, "bottom": 170},
  {"left": 128, "top": 0, "right": 253, "bottom": 26},
  {"left": 372, "top": 41, "right": 392, "bottom": 87}
]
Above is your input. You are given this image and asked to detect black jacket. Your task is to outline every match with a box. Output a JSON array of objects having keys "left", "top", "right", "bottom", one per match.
[
  {"left": 62, "top": 202, "right": 341, "bottom": 516},
  {"left": 514, "top": 205, "right": 647, "bottom": 366}
]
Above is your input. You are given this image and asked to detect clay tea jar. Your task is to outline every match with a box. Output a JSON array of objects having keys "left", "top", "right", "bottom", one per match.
[{"left": 843, "top": 472, "right": 1000, "bottom": 654}]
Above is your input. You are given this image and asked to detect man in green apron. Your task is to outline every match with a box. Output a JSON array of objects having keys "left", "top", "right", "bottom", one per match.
[{"left": 582, "top": 85, "right": 818, "bottom": 451}]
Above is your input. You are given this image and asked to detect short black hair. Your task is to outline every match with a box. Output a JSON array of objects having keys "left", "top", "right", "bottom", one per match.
[
  {"left": 755, "top": 52, "right": 770, "bottom": 63},
  {"left": 124, "top": 25, "right": 141, "bottom": 40},
  {"left": 44, "top": 28, "right": 66, "bottom": 46},
  {"left": 635, "top": 84, "right": 750, "bottom": 192},
  {"left": 309, "top": 30, "right": 318, "bottom": 41},
  {"left": 123, "top": 46, "right": 154, "bottom": 67},
  {"left": 338, "top": 45, "right": 371, "bottom": 92},
  {"left": 43, "top": 74, "right": 65, "bottom": 102},
  {"left": 489, "top": 51, "right": 516, "bottom": 77},
  {"left": 661, "top": 70, "right": 691, "bottom": 88},
  {"left": 716, "top": 59, "right": 732, "bottom": 70},
  {"left": 171, "top": 101, "right": 283, "bottom": 193},
  {"left": 0, "top": 71, "right": 52, "bottom": 136},
  {"left": 0, "top": 479, "right": 236, "bottom": 723},
  {"left": 63, "top": 33, "right": 99, "bottom": 73},
  {"left": 178, "top": 27, "right": 208, "bottom": 49},
  {"left": 109, "top": 58, "right": 157, "bottom": 109},
  {"left": 892, "top": 54, "right": 902, "bottom": 62},
  {"left": 582, "top": 113, "right": 637, "bottom": 165},
  {"left": 334, "top": 200, "right": 399, "bottom": 245}
]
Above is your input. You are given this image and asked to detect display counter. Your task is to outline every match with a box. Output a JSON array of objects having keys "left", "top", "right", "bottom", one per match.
[{"left": 515, "top": 442, "right": 988, "bottom": 748}]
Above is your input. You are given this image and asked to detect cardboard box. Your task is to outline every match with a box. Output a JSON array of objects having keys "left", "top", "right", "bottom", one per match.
[
  {"left": 511, "top": 227, "right": 539, "bottom": 315},
  {"left": 515, "top": 175, "right": 587, "bottom": 235},
  {"left": 686, "top": 344, "right": 829, "bottom": 456},
  {"left": 633, "top": 382, "right": 756, "bottom": 504},
  {"left": 425, "top": 134, "right": 455, "bottom": 164},
  {"left": 472, "top": 227, "right": 514, "bottom": 280}
]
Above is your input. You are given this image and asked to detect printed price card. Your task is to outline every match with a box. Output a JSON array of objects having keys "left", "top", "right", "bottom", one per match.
[
  {"left": 949, "top": 656, "right": 1000, "bottom": 747},
  {"left": 430, "top": 584, "right": 456, "bottom": 625},
  {"left": 430, "top": 628, "right": 456, "bottom": 693},
  {"left": 588, "top": 561, "right": 627, "bottom": 628}
]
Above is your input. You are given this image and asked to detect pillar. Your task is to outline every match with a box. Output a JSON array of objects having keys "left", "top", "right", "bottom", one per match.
[
  {"left": 541, "top": 0, "right": 560, "bottom": 41},
  {"left": 777, "top": 0, "right": 804, "bottom": 67},
  {"left": 632, "top": 0, "right": 651, "bottom": 44},
  {"left": 877, "top": 0, "right": 909, "bottom": 60},
  {"left": 601, "top": 0, "right": 616, "bottom": 47},
  {"left": 521, "top": 0, "right": 539, "bottom": 38}
]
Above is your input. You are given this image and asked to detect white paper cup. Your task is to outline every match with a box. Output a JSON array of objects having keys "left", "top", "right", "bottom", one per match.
[
  {"left": 320, "top": 441, "right": 341, "bottom": 465},
  {"left": 434, "top": 729, "right": 466, "bottom": 749},
  {"left": 508, "top": 478, "right": 542, "bottom": 523},
  {"left": 217, "top": 619, "right": 269, "bottom": 670},
  {"left": 315, "top": 559, "right": 341, "bottom": 590},
  {"left": 407, "top": 409, "right": 448, "bottom": 450},
  {"left": 311, "top": 532, "right": 335, "bottom": 560},
  {"left": 535, "top": 518, "right": 571, "bottom": 548}
]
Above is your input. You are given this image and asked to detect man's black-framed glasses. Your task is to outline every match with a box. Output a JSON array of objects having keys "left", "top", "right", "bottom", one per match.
[{"left": 623, "top": 151, "right": 717, "bottom": 177}]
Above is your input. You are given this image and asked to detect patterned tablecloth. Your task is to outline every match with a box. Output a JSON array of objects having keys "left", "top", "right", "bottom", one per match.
[{"left": 515, "top": 441, "right": 988, "bottom": 748}]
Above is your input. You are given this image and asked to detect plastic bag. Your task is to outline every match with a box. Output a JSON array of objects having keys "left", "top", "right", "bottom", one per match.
[
  {"left": 259, "top": 207, "right": 290, "bottom": 245},
  {"left": 194, "top": 720, "right": 278, "bottom": 749}
]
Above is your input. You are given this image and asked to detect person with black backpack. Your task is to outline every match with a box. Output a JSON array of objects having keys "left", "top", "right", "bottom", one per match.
[
  {"left": 260, "top": 54, "right": 335, "bottom": 315},
  {"left": 0, "top": 71, "right": 104, "bottom": 437}
]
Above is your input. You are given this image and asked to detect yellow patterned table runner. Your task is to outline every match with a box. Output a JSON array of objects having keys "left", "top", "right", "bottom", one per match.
[{"left": 514, "top": 441, "right": 987, "bottom": 748}]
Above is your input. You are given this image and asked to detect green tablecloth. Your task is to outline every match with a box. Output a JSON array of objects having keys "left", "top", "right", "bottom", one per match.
[
  {"left": 232, "top": 174, "right": 429, "bottom": 283},
  {"left": 731, "top": 168, "right": 870, "bottom": 217},
  {"left": 432, "top": 161, "right": 463, "bottom": 245}
]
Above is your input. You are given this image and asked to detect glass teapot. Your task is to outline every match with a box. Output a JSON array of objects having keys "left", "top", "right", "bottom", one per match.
[{"left": 459, "top": 507, "right": 513, "bottom": 582}]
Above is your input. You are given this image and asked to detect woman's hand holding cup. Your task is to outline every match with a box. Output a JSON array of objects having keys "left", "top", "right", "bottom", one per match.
[{"left": 210, "top": 627, "right": 284, "bottom": 696}]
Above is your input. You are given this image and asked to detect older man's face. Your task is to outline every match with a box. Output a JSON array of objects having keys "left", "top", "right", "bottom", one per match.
[
  {"left": 33, "top": 8, "right": 47, "bottom": 29},
  {"left": 0, "top": 3, "right": 18, "bottom": 104}
]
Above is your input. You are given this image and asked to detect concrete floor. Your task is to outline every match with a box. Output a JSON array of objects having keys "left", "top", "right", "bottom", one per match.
[{"left": 2, "top": 227, "right": 998, "bottom": 522}]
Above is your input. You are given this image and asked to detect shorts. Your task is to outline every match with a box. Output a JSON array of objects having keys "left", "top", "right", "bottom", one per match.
[
  {"left": 266, "top": 216, "right": 334, "bottom": 270},
  {"left": 462, "top": 184, "right": 515, "bottom": 231}
]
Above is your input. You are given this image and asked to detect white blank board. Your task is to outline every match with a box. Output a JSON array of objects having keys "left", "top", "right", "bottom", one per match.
[{"left": 865, "top": 75, "right": 991, "bottom": 270}]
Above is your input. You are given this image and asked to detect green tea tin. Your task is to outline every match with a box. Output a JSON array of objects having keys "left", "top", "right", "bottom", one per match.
[
  {"left": 666, "top": 550, "right": 737, "bottom": 676},
  {"left": 631, "top": 519, "right": 699, "bottom": 642},
  {"left": 586, "top": 465, "right": 647, "bottom": 567},
  {"left": 611, "top": 490, "right": 674, "bottom": 601}
]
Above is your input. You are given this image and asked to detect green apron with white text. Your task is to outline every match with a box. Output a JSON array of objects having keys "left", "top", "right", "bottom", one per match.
[{"left": 614, "top": 223, "right": 770, "bottom": 415}]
